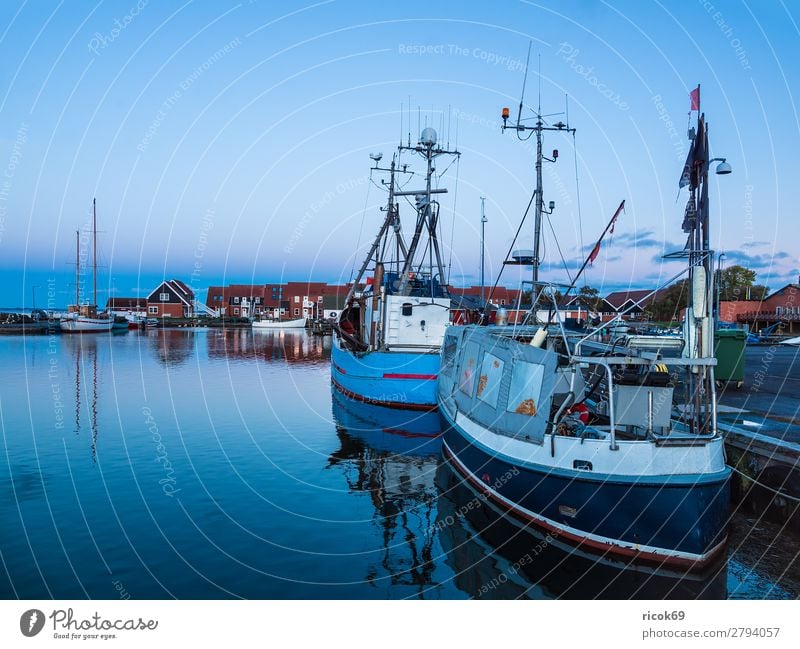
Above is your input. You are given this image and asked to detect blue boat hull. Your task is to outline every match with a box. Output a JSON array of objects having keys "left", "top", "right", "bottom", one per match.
[
  {"left": 440, "top": 408, "right": 730, "bottom": 569},
  {"left": 331, "top": 338, "right": 439, "bottom": 410}
]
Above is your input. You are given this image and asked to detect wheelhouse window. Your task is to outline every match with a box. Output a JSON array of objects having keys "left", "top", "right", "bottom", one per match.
[
  {"left": 507, "top": 360, "right": 545, "bottom": 416},
  {"left": 477, "top": 352, "right": 504, "bottom": 408}
]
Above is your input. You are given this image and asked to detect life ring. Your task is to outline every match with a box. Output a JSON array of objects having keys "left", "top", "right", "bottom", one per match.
[{"left": 568, "top": 402, "right": 590, "bottom": 424}]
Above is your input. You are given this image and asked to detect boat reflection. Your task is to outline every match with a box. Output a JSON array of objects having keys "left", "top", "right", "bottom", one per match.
[
  {"left": 435, "top": 459, "right": 728, "bottom": 599},
  {"left": 61, "top": 335, "right": 100, "bottom": 461},
  {"left": 207, "top": 329, "right": 327, "bottom": 365},
  {"left": 329, "top": 392, "right": 440, "bottom": 594}
]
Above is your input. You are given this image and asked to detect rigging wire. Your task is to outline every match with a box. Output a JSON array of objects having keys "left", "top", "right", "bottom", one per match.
[
  {"left": 485, "top": 188, "right": 536, "bottom": 306},
  {"left": 349, "top": 168, "right": 373, "bottom": 285},
  {"left": 446, "top": 155, "right": 460, "bottom": 286},
  {"left": 571, "top": 113, "right": 585, "bottom": 286},
  {"left": 545, "top": 211, "right": 574, "bottom": 285}
]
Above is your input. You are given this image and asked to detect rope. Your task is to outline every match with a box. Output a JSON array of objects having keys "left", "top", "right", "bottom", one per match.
[{"left": 728, "top": 464, "right": 800, "bottom": 504}]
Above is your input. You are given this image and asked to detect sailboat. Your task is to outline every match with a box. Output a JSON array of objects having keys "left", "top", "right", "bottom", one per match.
[
  {"left": 437, "top": 91, "right": 731, "bottom": 569},
  {"left": 331, "top": 127, "right": 462, "bottom": 410},
  {"left": 60, "top": 198, "right": 114, "bottom": 333}
]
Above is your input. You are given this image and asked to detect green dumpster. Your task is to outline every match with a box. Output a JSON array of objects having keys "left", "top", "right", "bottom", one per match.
[{"left": 714, "top": 328, "right": 746, "bottom": 386}]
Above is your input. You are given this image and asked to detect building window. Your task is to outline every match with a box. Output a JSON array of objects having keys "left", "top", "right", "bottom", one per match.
[
  {"left": 500, "top": 299, "right": 506, "bottom": 305},
  {"left": 148, "top": 306, "right": 158, "bottom": 314},
  {"left": 214, "top": 295, "right": 222, "bottom": 301},
  {"left": 280, "top": 308, "right": 286, "bottom": 314},
  {"left": 233, "top": 308, "right": 239, "bottom": 315},
  {"left": 159, "top": 292, "right": 169, "bottom": 301},
  {"left": 318, "top": 296, "right": 323, "bottom": 302},
  {"left": 234, "top": 296, "right": 240, "bottom": 304},
  {"left": 255, "top": 297, "right": 261, "bottom": 304},
  {"left": 294, "top": 296, "right": 299, "bottom": 303},
  {"left": 294, "top": 308, "right": 299, "bottom": 316}
]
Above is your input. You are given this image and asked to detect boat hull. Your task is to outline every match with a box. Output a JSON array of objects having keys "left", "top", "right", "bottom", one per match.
[
  {"left": 59, "top": 317, "right": 114, "bottom": 333},
  {"left": 440, "top": 406, "right": 730, "bottom": 570},
  {"left": 252, "top": 317, "right": 307, "bottom": 329},
  {"left": 331, "top": 336, "right": 440, "bottom": 410}
]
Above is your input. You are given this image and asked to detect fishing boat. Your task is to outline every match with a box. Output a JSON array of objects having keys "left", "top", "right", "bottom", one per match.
[
  {"left": 331, "top": 127, "right": 461, "bottom": 410},
  {"left": 60, "top": 199, "right": 114, "bottom": 333},
  {"left": 252, "top": 316, "right": 307, "bottom": 330},
  {"left": 438, "top": 91, "right": 731, "bottom": 569}
]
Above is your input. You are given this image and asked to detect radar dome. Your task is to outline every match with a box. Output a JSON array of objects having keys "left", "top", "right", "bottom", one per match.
[{"left": 420, "top": 127, "right": 437, "bottom": 146}]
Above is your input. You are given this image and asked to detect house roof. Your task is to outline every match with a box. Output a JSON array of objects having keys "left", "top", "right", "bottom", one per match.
[
  {"left": 766, "top": 283, "right": 800, "bottom": 300},
  {"left": 148, "top": 279, "right": 195, "bottom": 307},
  {"left": 106, "top": 297, "right": 146, "bottom": 309},
  {"left": 602, "top": 289, "right": 665, "bottom": 310}
]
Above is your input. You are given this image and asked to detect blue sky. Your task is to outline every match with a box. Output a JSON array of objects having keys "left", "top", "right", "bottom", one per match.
[{"left": 0, "top": 0, "right": 798, "bottom": 308}]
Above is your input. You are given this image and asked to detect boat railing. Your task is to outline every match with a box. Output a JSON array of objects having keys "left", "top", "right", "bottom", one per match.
[
  {"left": 570, "top": 354, "right": 718, "bottom": 450},
  {"left": 573, "top": 259, "right": 705, "bottom": 357}
]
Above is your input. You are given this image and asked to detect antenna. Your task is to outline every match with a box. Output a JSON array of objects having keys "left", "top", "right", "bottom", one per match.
[{"left": 516, "top": 41, "right": 532, "bottom": 128}]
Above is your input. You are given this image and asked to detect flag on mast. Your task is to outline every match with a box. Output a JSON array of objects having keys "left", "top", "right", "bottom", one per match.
[
  {"left": 690, "top": 85, "right": 700, "bottom": 111},
  {"left": 588, "top": 201, "right": 625, "bottom": 265}
]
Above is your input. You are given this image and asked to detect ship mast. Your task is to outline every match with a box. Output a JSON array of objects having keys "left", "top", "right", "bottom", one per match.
[
  {"left": 75, "top": 230, "right": 80, "bottom": 306},
  {"left": 345, "top": 154, "right": 408, "bottom": 305},
  {"left": 396, "top": 128, "right": 459, "bottom": 296},
  {"left": 92, "top": 198, "right": 97, "bottom": 307},
  {"left": 502, "top": 97, "right": 573, "bottom": 307}
]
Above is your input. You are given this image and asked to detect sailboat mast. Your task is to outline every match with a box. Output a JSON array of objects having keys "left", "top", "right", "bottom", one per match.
[
  {"left": 93, "top": 198, "right": 97, "bottom": 307},
  {"left": 75, "top": 230, "right": 80, "bottom": 306}
]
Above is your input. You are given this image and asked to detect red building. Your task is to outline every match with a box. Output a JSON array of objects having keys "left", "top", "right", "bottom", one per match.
[
  {"left": 146, "top": 279, "right": 195, "bottom": 318},
  {"left": 732, "top": 283, "right": 800, "bottom": 334}
]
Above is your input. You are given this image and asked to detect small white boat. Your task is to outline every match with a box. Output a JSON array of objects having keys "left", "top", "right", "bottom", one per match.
[
  {"left": 781, "top": 336, "right": 800, "bottom": 346},
  {"left": 60, "top": 311, "right": 114, "bottom": 333},
  {"left": 252, "top": 316, "right": 307, "bottom": 329}
]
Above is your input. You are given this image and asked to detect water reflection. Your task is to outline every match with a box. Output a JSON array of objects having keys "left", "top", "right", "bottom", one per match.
[
  {"left": 207, "top": 329, "right": 327, "bottom": 365},
  {"left": 61, "top": 335, "right": 100, "bottom": 461},
  {"left": 144, "top": 329, "right": 195, "bottom": 366},
  {"left": 330, "top": 392, "right": 440, "bottom": 595},
  {"left": 435, "top": 460, "right": 728, "bottom": 599}
]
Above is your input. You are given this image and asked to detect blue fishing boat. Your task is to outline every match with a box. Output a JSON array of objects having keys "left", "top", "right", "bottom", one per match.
[
  {"left": 332, "top": 127, "right": 462, "bottom": 410},
  {"left": 438, "top": 93, "right": 731, "bottom": 570}
]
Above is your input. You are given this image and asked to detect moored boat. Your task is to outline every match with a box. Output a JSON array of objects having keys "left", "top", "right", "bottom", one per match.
[
  {"left": 331, "top": 127, "right": 462, "bottom": 410},
  {"left": 252, "top": 316, "right": 307, "bottom": 329},
  {"left": 438, "top": 92, "right": 731, "bottom": 570},
  {"left": 60, "top": 199, "right": 113, "bottom": 334}
]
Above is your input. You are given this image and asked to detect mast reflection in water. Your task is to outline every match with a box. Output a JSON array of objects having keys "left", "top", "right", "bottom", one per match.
[{"left": 330, "top": 392, "right": 441, "bottom": 595}]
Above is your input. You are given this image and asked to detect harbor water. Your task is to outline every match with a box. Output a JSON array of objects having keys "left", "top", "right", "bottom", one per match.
[{"left": 0, "top": 329, "right": 797, "bottom": 599}]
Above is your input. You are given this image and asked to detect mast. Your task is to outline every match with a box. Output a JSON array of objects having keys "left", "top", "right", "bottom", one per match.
[
  {"left": 502, "top": 84, "right": 573, "bottom": 308},
  {"left": 92, "top": 198, "right": 97, "bottom": 307},
  {"left": 345, "top": 155, "right": 401, "bottom": 305},
  {"left": 480, "top": 196, "right": 487, "bottom": 307},
  {"left": 397, "top": 127, "right": 458, "bottom": 295},
  {"left": 75, "top": 230, "right": 80, "bottom": 306}
]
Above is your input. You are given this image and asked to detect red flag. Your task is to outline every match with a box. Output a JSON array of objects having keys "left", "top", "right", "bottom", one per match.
[
  {"left": 588, "top": 241, "right": 601, "bottom": 265},
  {"left": 689, "top": 86, "right": 700, "bottom": 111}
]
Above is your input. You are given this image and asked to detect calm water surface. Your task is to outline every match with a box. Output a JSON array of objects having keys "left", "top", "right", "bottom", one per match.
[{"left": 0, "top": 329, "right": 797, "bottom": 599}]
